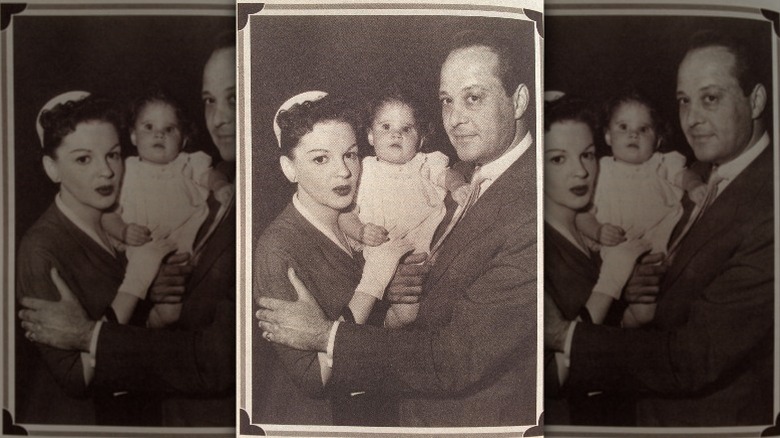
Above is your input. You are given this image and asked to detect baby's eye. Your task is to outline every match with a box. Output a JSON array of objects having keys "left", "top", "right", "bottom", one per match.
[
  {"left": 639, "top": 126, "right": 649, "bottom": 134},
  {"left": 144, "top": 123, "right": 154, "bottom": 130},
  {"left": 618, "top": 123, "right": 627, "bottom": 131},
  {"left": 402, "top": 126, "right": 413, "bottom": 133},
  {"left": 313, "top": 155, "right": 328, "bottom": 164},
  {"left": 165, "top": 126, "right": 177, "bottom": 134},
  {"left": 344, "top": 151, "right": 358, "bottom": 160},
  {"left": 107, "top": 151, "right": 121, "bottom": 160}
]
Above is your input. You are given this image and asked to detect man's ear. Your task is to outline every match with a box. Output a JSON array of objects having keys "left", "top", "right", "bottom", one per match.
[
  {"left": 512, "top": 84, "right": 530, "bottom": 120},
  {"left": 42, "top": 156, "right": 60, "bottom": 183},
  {"left": 749, "top": 83, "right": 767, "bottom": 120},
  {"left": 280, "top": 155, "right": 297, "bottom": 183}
]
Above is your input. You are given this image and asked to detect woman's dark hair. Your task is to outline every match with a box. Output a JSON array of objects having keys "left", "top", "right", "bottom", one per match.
[
  {"left": 129, "top": 89, "right": 195, "bottom": 142},
  {"left": 276, "top": 94, "right": 361, "bottom": 158},
  {"left": 544, "top": 94, "right": 598, "bottom": 135},
  {"left": 367, "top": 84, "right": 431, "bottom": 137},
  {"left": 39, "top": 95, "right": 123, "bottom": 158},
  {"left": 602, "top": 88, "right": 669, "bottom": 147}
]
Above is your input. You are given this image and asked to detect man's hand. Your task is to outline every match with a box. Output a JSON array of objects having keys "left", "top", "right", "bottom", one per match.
[
  {"left": 19, "top": 268, "right": 96, "bottom": 352},
  {"left": 148, "top": 252, "right": 193, "bottom": 304},
  {"left": 385, "top": 252, "right": 429, "bottom": 305},
  {"left": 256, "top": 268, "right": 332, "bottom": 352},
  {"left": 623, "top": 252, "right": 667, "bottom": 304},
  {"left": 544, "top": 293, "right": 571, "bottom": 353}
]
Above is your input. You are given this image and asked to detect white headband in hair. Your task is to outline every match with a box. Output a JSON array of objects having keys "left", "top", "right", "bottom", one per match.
[
  {"left": 36, "top": 90, "right": 91, "bottom": 148},
  {"left": 273, "top": 90, "right": 328, "bottom": 148}
]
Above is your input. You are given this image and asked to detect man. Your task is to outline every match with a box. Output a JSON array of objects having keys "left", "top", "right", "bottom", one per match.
[
  {"left": 256, "top": 29, "right": 538, "bottom": 427},
  {"left": 547, "top": 31, "right": 773, "bottom": 426},
  {"left": 19, "top": 34, "right": 237, "bottom": 427}
]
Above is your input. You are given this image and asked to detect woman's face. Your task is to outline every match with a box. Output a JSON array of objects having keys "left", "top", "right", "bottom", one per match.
[
  {"left": 281, "top": 120, "right": 360, "bottom": 216},
  {"left": 44, "top": 121, "right": 123, "bottom": 216},
  {"left": 544, "top": 120, "right": 597, "bottom": 213}
]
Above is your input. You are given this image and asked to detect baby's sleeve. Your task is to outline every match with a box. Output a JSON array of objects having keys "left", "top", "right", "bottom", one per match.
[
  {"left": 187, "top": 151, "right": 214, "bottom": 187},
  {"left": 423, "top": 151, "right": 451, "bottom": 188},
  {"left": 661, "top": 151, "right": 687, "bottom": 183}
]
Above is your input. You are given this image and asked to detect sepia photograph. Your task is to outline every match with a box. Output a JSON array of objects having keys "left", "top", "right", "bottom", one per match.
[
  {"left": 544, "top": 0, "right": 779, "bottom": 436},
  {"left": 237, "top": 0, "right": 544, "bottom": 435},
  {"left": 1, "top": 1, "right": 235, "bottom": 435}
]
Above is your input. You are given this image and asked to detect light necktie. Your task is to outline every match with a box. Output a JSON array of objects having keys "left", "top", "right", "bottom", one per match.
[
  {"left": 430, "top": 171, "right": 488, "bottom": 261},
  {"left": 667, "top": 168, "right": 724, "bottom": 259}
]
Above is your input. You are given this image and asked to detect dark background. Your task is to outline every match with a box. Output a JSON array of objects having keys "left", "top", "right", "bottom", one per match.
[
  {"left": 249, "top": 14, "right": 538, "bottom": 235},
  {"left": 13, "top": 15, "right": 234, "bottom": 243},
  {"left": 545, "top": 15, "right": 773, "bottom": 159}
]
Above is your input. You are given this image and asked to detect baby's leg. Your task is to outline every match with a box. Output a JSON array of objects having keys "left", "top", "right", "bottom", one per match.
[
  {"left": 147, "top": 303, "right": 182, "bottom": 328},
  {"left": 622, "top": 303, "right": 656, "bottom": 328}
]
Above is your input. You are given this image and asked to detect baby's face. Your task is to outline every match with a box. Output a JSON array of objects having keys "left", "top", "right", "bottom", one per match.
[
  {"left": 368, "top": 101, "right": 421, "bottom": 165},
  {"left": 131, "top": 101, "right": 183, "bottom": 165},
  {"left": 605, "top": 101, "right": 658, "bottom": 165}
]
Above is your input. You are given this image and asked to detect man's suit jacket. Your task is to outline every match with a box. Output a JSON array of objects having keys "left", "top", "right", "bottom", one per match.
[
  {"left": 330, "top": 145, "right": 538, "bottom": 427},
  {"left": 93, "top": 199, "right": 236, "bottom": 426},
  {"left": 569, "top": 144, "right": 774, "bottom": 426}
]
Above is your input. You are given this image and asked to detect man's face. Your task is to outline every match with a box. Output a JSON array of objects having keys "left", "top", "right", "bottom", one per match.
[
  {"left": 676, "top": 46, "right": 756, "bottom": 165},
  {"left": 202, "top": 47, "right": 236, "bottom": 162},
  {"left": 439, "top": 46, "right": 521, "bottom": 165}
]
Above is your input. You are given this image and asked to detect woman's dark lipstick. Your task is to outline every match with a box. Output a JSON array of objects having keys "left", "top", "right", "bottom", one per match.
[
  {"left": 570, "top": 185, "right": 589, "bottom": 197},
  {"left": 333, "top": 185, "right": 352, "bottom": 196},
  {"left": 95, "top": 185, "right": 115, "bottom": 196}
]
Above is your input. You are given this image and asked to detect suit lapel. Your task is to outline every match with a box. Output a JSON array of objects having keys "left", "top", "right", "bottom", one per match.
[
  {"left": 429, "top": 147, "right": 533, "bottom": 286},
  {"left": 188, "top": 205, "right": 235, "bottom": 290},
  {"left": 664, "top": 146, "right": 772, "bottom": 287}
]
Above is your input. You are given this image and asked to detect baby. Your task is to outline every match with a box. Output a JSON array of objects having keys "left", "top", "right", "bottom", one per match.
[
  {"left": 103, "top": 91, "right": 234, "bottom": 327},
  {"left": 339, "top": 87, "right": 469, "bottom": 328},
  {"left": 576, "top": 91, "right": 705, "bottom": 327}
]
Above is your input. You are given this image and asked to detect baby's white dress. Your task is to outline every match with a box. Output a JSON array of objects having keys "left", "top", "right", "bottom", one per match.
[
  {"left": 594, "top": 151, "right": 686, "bottom": 253},
  {"left": 356, "top": 151, "right": 450, "bottom": 254},
  {"left": 120, "top": 151, "right": 212, "bottom": 254}
]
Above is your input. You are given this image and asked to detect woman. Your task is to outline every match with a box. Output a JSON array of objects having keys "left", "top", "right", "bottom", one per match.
[
  {"left": 16, "top": 93, "right": 158, "bottom": 424},
  {"left": 543, "top": 95, "right": 648, "bottom": 426},
  {"left": 253, "top": 92, "right": 396, "bottom": 426}
]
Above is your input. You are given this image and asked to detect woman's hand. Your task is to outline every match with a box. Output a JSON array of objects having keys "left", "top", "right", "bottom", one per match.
[
  {"left": 360, "top": 223, "right": 389, "bottom": 246},
  {"left": 256, "top": 268, "right": 332, "bottom": 352},
  {"left": 19, "top": 268, "right": 95, "bottom": 352},
  {"left": 598, "top": 223, "right": 626, "bottom": 246},
  {"left": 123, "top": 223, "right": 152, "bottom": 246}
]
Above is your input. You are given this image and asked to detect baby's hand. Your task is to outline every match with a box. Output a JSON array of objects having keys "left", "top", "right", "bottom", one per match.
[
  {"left": 451, "top": 184, "right": 471, "bottom": 206},
  {"left": 598, "top": 223, "right": 626, "bottom": 246},
  {"left": 361, "top": 223, "right": 389, "bottom": 246},
  {"left": 688, "top": 183, "right": 707, "bottom": 205},
  {"left": 215, "top": 183, "right": 235, "bottom": 205},
  {"left": 124, "top": 223, "right": 152, "bottom": 246}
]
